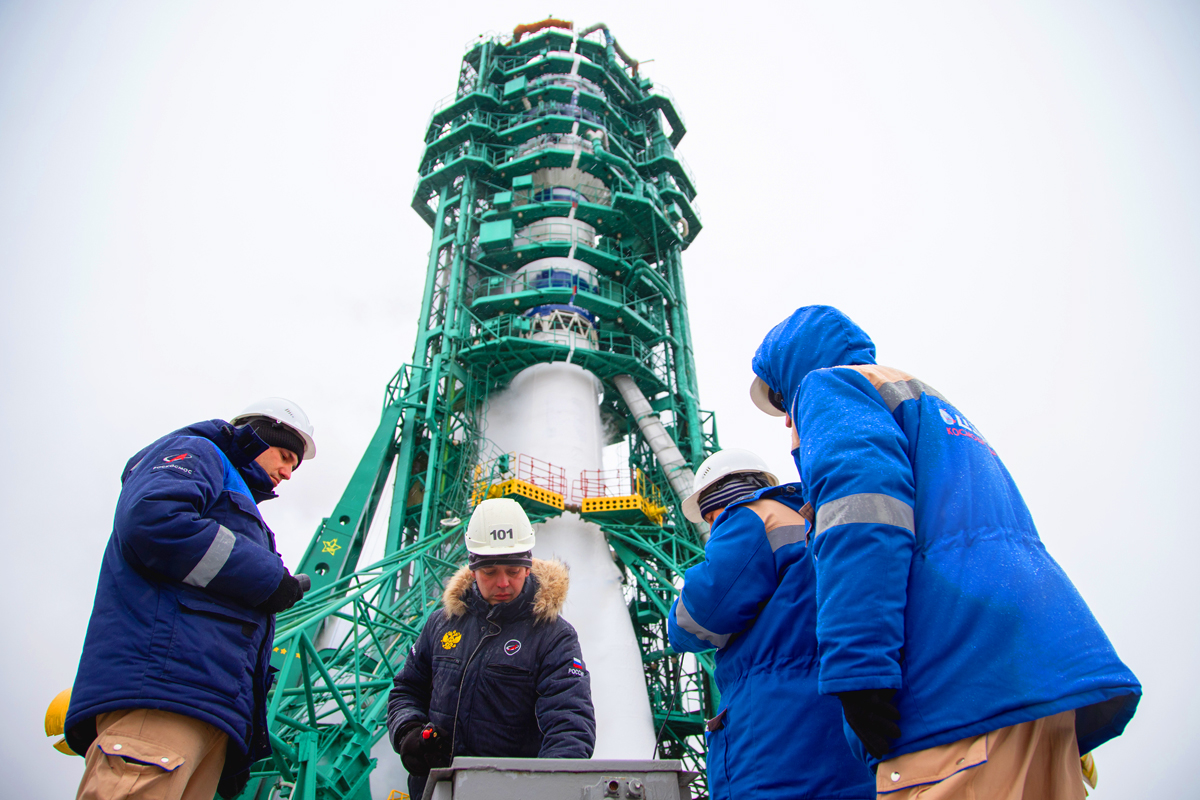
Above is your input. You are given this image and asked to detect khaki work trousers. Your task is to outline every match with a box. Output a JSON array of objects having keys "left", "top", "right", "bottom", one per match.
[
  {"left": 76, "top": 708, "right": 229, "bottom": 800},
  {"left": 877, "top": 710, "right": 1085, "bottom": 800}
]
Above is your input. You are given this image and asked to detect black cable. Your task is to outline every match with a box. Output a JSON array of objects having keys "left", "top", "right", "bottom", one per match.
[{"left": 652, "top": 654, "right": 679, "bottom": 759}]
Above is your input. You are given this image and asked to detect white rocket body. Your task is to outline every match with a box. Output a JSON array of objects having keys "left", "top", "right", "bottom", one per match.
[{"left": 483, "top": 362, "right": 658, "bottom": 759}]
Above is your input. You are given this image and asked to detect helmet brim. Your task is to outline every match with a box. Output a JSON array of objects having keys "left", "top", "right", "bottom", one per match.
[
  {"left": 681, "top": 490, "right": 704, "bottom": 524},
  {"left": 750, "top": 376, "right": 787, "bottom": 417},
  {"left": 466, "top": 542, "right": 533, "bottom": 556},
  {"left": 296, "top": 431, "right": 317, "bottom": 460}
]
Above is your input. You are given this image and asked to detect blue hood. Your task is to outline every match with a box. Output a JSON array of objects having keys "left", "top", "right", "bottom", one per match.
[{"left": 752, "top": 306, "right": 876, "bottom": 416}]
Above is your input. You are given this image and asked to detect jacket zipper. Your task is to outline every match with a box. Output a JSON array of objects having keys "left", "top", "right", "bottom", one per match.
[{"left": 450, "top": 607, "right": 502, "bottom": 754}]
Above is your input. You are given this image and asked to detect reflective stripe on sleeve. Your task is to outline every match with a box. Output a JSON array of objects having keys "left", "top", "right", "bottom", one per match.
[
  {"left": 183, "top": 526, "right": 237, "bottom": 588},
  {"left": 765, "top": 524, "right": 808, "bottom": 552},
  {"left": 674, "top": 598, "right": 730, "bottom": 649},
  {"left": 875, "top": 378, "right": 947, "bottom": 413},
  {"left": 816, "top": 493, "right": 915, "bottom": 537}
]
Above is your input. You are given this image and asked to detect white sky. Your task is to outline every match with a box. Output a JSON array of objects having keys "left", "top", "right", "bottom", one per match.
[{"left": 2, "top": 2, "right": 1196, "bottom": 797}]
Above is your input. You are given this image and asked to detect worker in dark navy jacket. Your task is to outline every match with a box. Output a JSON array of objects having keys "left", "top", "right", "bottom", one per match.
[
  {"left": 668, "top": 448, "right": 874, "bottom": 800},
  {"left": 387, "top": 498, "right": 595, "bottom": 800},
  {"left": 751, "top": 306, "right": 1140, "bottom": 798},
  {"left": 66, "top": 398, "right": 317, "bottom": 800}
]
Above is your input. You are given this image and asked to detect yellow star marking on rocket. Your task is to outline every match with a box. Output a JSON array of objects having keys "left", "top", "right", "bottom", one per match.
[
  {"left": 321, "top": 538, "right": 342, "bottom": 555},
  {"left": 441, "top": 630, "right": 462, "bottom": 650}
]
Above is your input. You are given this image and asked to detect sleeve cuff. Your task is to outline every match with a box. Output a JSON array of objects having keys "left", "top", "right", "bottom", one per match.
[{"left": 818, "top": 675, "right": 903, "bottom": 696}]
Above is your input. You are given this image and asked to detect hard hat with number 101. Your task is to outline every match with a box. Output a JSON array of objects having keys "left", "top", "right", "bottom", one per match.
[{"left": 465, "top": 498, "right": 536, "bottom": 555}]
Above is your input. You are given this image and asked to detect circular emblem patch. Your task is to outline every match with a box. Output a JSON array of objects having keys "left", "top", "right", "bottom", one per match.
[{"left": 504, "top": 639, "right": 521, "bottom": 656}]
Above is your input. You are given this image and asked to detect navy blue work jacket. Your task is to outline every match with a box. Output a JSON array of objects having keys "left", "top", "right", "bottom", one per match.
[
  {"left": 66, "top": 420, "right": 286, "bottom": 797},
  {"left": 387, "top": 559, "right": 595, "bottom": 797}
]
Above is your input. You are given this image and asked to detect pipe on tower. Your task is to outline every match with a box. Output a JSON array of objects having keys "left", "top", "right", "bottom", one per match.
[
  {"left": 577, "top": 22, "right": 640, "bottom": 75},
  {"left": 611, "top": 375, "right": 695, "bottom": 503},
  {"left": 512, "top": 18, "right": 573, "bottom": 43}
]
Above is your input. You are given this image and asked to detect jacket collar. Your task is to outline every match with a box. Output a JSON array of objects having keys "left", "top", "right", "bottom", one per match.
[
  {"left": 712, "top": 481, "right": 807, "bottom": 524},
  {"left": 442, "top": 558, "right": 571, "bottom": 624},
  {"left": 736, "top": 482, "right": 807, "bottom": 510},
  {"left": 464, "top": 574, "right": 539, "bottom": 623},
  {"left": 124, "top": 419, "right": 277, "bottom": 502}
]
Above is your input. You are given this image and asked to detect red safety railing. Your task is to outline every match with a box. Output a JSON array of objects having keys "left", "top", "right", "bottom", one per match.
[
  {"left": 513, "top": 453, "right": 567, "bottom": 496},
  {"left": 572, "top": 468, "right": 634, "bottom": 505},
  {"left": 473, "top": 452, "right": 566, "bottom": 505}
]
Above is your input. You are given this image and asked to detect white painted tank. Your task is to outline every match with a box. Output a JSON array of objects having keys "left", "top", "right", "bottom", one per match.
[
  {"left": 482, "top": 362, "right": 658, "bottom": 759},
  {"left": 515, "top": 216, "right": 595, "bottom": 248},
  {"left": 530, "top": 166, "right": 611, "bottom": 205}
]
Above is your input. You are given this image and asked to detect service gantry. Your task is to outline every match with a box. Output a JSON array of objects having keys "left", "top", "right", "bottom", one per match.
[{"left": 238, "top": 20, "right": 718, "bottom": 800}]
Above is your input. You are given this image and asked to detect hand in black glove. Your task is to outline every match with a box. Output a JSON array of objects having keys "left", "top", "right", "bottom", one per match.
[
  {"left": 836, "top": 688, "right": 902, "bottom": 759},
  {"left": 255, "top": 570, "right": 306, "bottom": 614},
  {"left": 398, "top": 723, "right": 452, "bottom": 777}
]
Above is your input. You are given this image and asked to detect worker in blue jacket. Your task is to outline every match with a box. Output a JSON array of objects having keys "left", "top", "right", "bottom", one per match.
[
  {"left": 750, "top": 306, "right": 1140, "bottom": 798},
  {"left": 66, "top": 398, "right": 317, "bottom": 800},
  {"left": 667, "top": 448, "right": 875, "bottom": 800}
]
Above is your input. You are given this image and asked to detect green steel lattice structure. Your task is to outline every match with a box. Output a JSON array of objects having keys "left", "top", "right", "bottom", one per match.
[{"left": 238, "top": 22, "right": 720, "bottom": 800}]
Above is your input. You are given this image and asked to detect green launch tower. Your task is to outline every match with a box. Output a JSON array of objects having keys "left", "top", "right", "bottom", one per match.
[{"left": 240, "top": 20, "right": 718, "bottom": 800}]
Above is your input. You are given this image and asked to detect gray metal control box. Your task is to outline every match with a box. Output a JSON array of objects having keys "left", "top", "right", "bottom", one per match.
[{"left": 422, "top": 757, "right": 697, "bottom": 800}]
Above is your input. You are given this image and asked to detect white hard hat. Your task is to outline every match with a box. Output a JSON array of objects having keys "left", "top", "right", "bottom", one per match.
[
  {"left": 230, "top": 397, "right": 317, "bottom": 460},
  {"left": 465, "top": 498, "right": 536, "bottom": 556},
  {"left": 750, "top": 376, "right": 787, "bottom": 418},
  {"left": 681, "top": 448, "right": 778, "bottom": 523}
]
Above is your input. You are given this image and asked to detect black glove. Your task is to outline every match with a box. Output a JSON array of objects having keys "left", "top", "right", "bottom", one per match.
[
  {"left": 398, "top": 723, "right": 452, "bottom": 777},
  {"left": 255, "top": 570, "right": 305, "bottom": 614},
  {"left": 837, "top": 688, "right": 902, "bottom": 759}
]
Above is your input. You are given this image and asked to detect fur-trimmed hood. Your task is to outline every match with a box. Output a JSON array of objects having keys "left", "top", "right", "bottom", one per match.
[{"left": 442, "top": 558, "right": 569, "bottom": 624}]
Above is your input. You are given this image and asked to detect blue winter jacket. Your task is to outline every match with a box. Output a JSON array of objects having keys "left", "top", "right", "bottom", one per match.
[
  {"left": 751, "top": 306, "right": 1141, "bottom": 769},
  {"left": 668, "top": 484, "right": 875, "bottom": 800},
  {"left": 66, "top": 421, "right": 286, "bottom": 796}
]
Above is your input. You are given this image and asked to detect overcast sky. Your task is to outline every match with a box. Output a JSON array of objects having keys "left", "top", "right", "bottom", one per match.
[{"left": 2, "top": 2, "right": 1197, "bottom": 797}]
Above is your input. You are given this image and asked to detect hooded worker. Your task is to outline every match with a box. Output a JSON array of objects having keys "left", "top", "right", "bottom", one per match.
[
  {"left": 750, "top": 306, "right": 1140, "bottom": 798},
  {"left": 668, "top": 448, "right": 875, "bottom": 800},
  {"left": 386, "top": 498, "right": 595, "bottom": 800}
]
